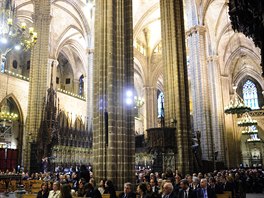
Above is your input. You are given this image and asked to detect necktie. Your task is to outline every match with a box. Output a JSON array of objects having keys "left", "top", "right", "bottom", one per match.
[
  {"left": 202, "top": 189, "right": 207, "bottom": 198},
  {"left": 184, "top": 190, "right": 187, "bottom": 198},
  {"left": 53, "top": 192, "right": 56, "bottom": 197}
]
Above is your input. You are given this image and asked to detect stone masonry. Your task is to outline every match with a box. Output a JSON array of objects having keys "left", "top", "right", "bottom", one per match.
[{"left": 160, "top": 0, "right": 193, "bottom": 175}]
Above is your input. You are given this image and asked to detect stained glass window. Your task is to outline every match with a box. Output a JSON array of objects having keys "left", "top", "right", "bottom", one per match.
[
  {"left": 79, "top": 75, "right": 84, "bottom": 96},
  {"left": 157, "top": 92, "right": 164, "bottom": 118},
  {"left": 242, "top": 80, "right": 259, "bottom": 109}
]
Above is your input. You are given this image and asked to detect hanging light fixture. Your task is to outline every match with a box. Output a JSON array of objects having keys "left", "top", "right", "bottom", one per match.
[
  {"left": 246, "top": 134, "right": 262, "bottom": 143},
  {"left": 134, "top": 96, "right": 144, "bottom": 119},
  {"left": 0, "top": 0, "right": 37, "bottom": 72},
  {"left": 241, "top": 126, "right": 258, "bottom": 135},
  {"left": 0, "top": 0, "right": 37, "bottom": 126},
  {"left": 237, "top": 112, "right": 258, "bottom": 127},
  {"left": 224, "top": 86, "right": 251, "bottom": 114},
  {"left": 0, "top": 98, "right": 18, "bottom": 124}
]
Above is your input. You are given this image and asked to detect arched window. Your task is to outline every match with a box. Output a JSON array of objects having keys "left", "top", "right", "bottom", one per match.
[
  {"left": 12, "top": 60, "right": 18, "bottom": 69},
  {"left": 242, "top": 80, "right": 259, "bottom": 109},
  {"left": 157, "top": 91, "right": 164, "bottom": 118},
  {"left": 79, "top": 75, "right": 84, "bottom": 96}
]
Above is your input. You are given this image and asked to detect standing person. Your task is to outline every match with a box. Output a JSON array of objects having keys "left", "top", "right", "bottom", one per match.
[
  {"left": 119, "top": 183, "right": 136, "bottom": 198},
  {"left": 196, "top": 179, "right": 216, "bottom": 198},
  {"left": 178, "top": 179, "right": 195, "bottom": 198},
  {"left": 37, "top": 182, "right": 49, "bottom": 198},
  {"left": 48, "top": 182, "right": 61, "bottom": 198},
  {"left": 79, "top": 165, "right": 90, "bottom": 183}
]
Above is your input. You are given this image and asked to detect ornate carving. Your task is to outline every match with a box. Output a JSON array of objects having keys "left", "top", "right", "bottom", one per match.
[{"left": 229, "top": 0, "right": 264, "bottom": 76}]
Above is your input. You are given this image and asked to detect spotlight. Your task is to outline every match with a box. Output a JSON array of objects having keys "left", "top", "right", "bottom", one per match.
[
  {"left": 14, "top": 45, "right": 21, "bottom": 51},
  {"left": 1, "top": 37, "right": 8, "bottom": 44}
]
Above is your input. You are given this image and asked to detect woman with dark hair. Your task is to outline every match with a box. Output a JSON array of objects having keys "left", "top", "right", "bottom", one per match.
[
  {"left": 60, "top": 184, "right": 72, "bottom": 198},
  {"left": 77, "top": 178, "right": 87, "bottom": 197},
  {"left": 37, "top": 182, "right": 49, "bottom": 198},
  {"left": 137, "top": 183, "right": 149, "bottom": 198},
  {"left": 98, "top": 179, "right": 106, "bottom": 195},
  {"left": 86, "top": 183, "right": 102, "bottom": 198},
  {"left": 105, "top": 180, "right": 117, "bottom": 198}
]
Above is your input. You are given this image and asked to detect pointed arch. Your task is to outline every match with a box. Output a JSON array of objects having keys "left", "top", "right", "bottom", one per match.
[{"left": 0, "top": 93, "right": 24, "bottom": 123}]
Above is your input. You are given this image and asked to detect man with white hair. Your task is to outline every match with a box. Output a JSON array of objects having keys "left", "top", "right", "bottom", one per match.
[{"left": 162, "top": 182, "right": 177, "bottom": 198}]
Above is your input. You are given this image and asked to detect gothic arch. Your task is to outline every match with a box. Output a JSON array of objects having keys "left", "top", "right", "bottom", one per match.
[
  {"left": 74, "top": 116, "right": 85, "bottom": 131},
  {"left": 235, "top": 75, "right": 264, "bottom": 108},
  {"left": 52, "top": 0, "right": 91, "bottom": 37},
  {"left": 133, "top": 2, "right": 160, "bottom": 40},
  {"left": 0, "top": 94, "right": 24, "bottom": 164},
  {"left": 0, "top": 94, "right": 24, "bottom": 124},
  {"left": 134, "top": 57, "right": 145, "bottom": 97}
]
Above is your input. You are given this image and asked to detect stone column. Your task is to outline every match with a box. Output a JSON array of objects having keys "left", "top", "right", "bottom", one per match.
[
  {"left": 23, "top": 0, "right": 51, "bottom": 170},
  {"left": 160, "top": 0, "right": 192, "bottom": 174},
  {"left": 87, "top": 48, "right": 94, "bottom": 139},
  {"left": 207, "top": 55, "right": 225, "bottom": 163},
  {"left": 143, "top": 86, "right": 158, "bottom": 131},
  {"left": 86, "top": 0, "right": 95, "bottom": 142},
  {"left": 221, "top": 76, "right": 241, "bottom": 168},
  {"left": 93, "top": 0, "right": 134, "bottom": 189},
  {"left": 186, "top": 25, "right": 213, "bottom": 161},
  {"left": 47, "top": 59, "right": 59, "bottom": 89}
]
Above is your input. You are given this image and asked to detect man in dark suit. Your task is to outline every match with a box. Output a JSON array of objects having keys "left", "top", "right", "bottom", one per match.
[
  {"left": 119, "top": 182, "right": 136, "bottom": 198},
  {"left": 196, "top": 179, "right": 216, "bottom": 198},
  {"left": 163, "top": 182, "right": 177, "bottom": 198},
  {"left": 178, "top": 179, "right": 196, "bottom": 198},
  {"left": 150, "top": 179, "right": 160, "bottom": 194}
]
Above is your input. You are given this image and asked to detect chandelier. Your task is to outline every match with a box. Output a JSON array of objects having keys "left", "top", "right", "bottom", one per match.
[
  {"left": 241, "top": 126, "right": 258, "bottom": 135},
  {"left": 237, "top": 112, "right": 257, "bottom": 127},
  {"left": 134, "top": 96, "right": 144, "bottom": 109},
  {"left": 0, "top": 98, "right": 18, "bottom": 123},
  {"left": 0, "top": 0, "right": 37, "bottom": 125},
  {"left": 224, "top": 86, "right": 251, "bottom": 114},
  {"left": 134, "top": 96, "right": 144, "bottom": 119},
  {"left": 246, "top": 135, "right": 261, "bottom": 143},
  {"left": 0, "top": 0, "right": 37, "bottom": 68}
]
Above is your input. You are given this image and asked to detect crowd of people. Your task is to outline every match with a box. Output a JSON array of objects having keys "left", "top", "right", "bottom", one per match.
[{"left": 1, "top": 166, "right": 264, "bottom": 198}]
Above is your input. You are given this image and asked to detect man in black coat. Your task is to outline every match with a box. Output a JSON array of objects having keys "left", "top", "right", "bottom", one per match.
[
  {"left": 178, "top": 179, "right": 196, "bottom": 198},
  {"left": 196, "top": 179, "right": 216, "bottom": 198},
  {"left": 119, "top": 182, "right": 136, "bottom": 198}
]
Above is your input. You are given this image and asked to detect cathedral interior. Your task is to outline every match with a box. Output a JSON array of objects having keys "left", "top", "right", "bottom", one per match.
[{"left": 0, "top": 0, "right": 264, "bottom": 189}]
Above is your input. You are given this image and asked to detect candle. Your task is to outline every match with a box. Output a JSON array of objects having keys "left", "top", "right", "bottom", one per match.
[
  {"left": 7, "top": 18, "right": 13, "bottom": 25},
  {"left": 29, "top": 27, "right": 34, "bottom": 34},
  {"left": 21, "top": 22, "right": 26, "bottom": 30}
]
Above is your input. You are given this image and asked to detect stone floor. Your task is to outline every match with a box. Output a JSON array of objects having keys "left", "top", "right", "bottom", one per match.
[{"left": 246, "top": 193, "right": 264, "bottom": 198}]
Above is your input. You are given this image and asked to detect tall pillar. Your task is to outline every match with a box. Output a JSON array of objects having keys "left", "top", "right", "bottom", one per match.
[
  {"left": 47, "top": 59, "right": 59, "bottom": 88},
  {"left": 221, "top": 76, "right": 241, "bottom": 167},
  {"left": 187, "top": 25, "right": 213, "bottom": 160},
  {"left": 24, "top": 0, "right": 51, "bottom": 170},
  {"left": 86, "top": 0, "right": 95, "bottom": 138},
  {"left": 87, "top": 48, "right": 94, "bottom": 140},
  {"left": 93, "top": 1, "right": 134, "bottom": 189},
  {"left": 207, "top": 55, "right": 225, "bottom": 163},
  {"left": 160, "top": 0, "right": 193, "bottom": 174},
  {"left": 144, "top": 86, "right": 158, "bottom": 131}
]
